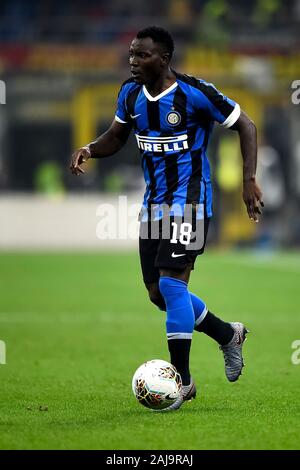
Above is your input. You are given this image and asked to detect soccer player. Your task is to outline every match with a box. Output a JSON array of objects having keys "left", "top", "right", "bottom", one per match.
[{"left": 70, "top": 26, "right": 263, "bottom": 411}]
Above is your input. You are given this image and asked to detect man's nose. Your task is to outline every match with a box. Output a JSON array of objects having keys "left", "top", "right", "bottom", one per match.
[{"left": 129, "top": 56, "right": 138, "bottom": 66}]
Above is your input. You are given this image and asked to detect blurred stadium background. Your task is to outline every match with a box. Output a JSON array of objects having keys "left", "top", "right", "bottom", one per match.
[{"left": 0, "top": 0, "right": 300, "bottom": 250}]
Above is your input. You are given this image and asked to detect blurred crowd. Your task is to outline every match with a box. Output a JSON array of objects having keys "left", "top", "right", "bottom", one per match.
[{"left": 0, "top": 0, "right": 299, "bottom": 46}]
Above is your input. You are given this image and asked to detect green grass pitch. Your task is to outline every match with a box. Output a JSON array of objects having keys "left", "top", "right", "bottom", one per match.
[{"left": 0, "top": 250, "right": 299, "bottom": 450}]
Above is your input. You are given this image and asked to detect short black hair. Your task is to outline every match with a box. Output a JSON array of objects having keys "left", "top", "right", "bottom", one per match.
[{"left": 136, "top": 26, "right": 174, "bottom": 59}]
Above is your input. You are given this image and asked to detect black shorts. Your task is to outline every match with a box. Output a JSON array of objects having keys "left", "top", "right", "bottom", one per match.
[{"left": 139, "top": 215, "right": 210, "bottom": 284}]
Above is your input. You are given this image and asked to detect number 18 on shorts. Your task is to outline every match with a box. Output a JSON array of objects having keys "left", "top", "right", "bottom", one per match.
[{"left": 139, "top": 210, "right": 209, "bottom": 272}]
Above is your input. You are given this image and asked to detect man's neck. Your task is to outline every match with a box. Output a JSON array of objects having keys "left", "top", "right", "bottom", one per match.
[{"left": 145, "top": 68, "right": 176, "bottom": 98}]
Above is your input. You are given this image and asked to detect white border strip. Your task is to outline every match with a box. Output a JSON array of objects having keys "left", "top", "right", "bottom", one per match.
[
  {"left": 115, "top": 115, "right": 127, "bottom": 124},
  {"left": 221, "top": 103, "right": 241, "bottom": 128},
  {"left": 167, "top": 332, "right": 193, "bottom": 340},
  {"left": 194, "top": 306, "right": 208, "bottom": 327},
  {"left": 143, "top": 82, "right": 178, "bottom": 102}
]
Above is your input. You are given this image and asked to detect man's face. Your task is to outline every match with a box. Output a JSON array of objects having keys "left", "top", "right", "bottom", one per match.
[{"left": 129, "top": 37, "right": 168, "bottom": 85}]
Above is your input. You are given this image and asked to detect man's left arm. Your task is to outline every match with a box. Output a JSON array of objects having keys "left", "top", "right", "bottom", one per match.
[{"left": 230, "top": 110, "right": 264, "bottom": 222}]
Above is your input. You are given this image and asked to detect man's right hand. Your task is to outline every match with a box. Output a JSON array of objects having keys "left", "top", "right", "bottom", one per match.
[{"left": 70, "top": 146, "right": 91, "bottom": 176}]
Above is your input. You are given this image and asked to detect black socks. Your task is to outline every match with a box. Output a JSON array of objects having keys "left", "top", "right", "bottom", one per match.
[
  {"left": 168, "top": 339, "right": 191, "bottom": 386},
  {"left": 167, "top": 313, "right": 234, "bottom": 384},
  {"left": 195, "top": 311, "right": 234, "bottom": 345}
]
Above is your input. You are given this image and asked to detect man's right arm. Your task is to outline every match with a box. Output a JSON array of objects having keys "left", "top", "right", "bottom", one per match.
[{"left": 70, "top": 119, "right": 132, "bottom": 176}]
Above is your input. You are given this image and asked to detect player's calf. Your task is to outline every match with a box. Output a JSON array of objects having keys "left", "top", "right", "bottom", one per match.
[
  {"left": 145, "top": 282, "right": 166, "bottom": 310},
  {"left": 159, "top": 276, "right": 194, "bottom": 386}
]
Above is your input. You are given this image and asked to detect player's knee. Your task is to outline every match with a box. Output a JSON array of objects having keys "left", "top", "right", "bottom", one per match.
[
  {"left": 147, "top": 284, "right": 166, "bottom": 310},
  {"left": 159, "top": 276, "right": 188, "bottom": 301}
]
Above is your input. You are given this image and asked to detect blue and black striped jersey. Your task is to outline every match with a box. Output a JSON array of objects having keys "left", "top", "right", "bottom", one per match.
[{"left": 115, "top": 71, "right": 240, "bottom": 219}]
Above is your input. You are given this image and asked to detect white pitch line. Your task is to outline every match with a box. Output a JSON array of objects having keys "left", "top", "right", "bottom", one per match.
[
  {"left": 216, "top": 257, "right": 300, "bottom": 273},
  {"left": 0, "top": 312, "right": 299, "bottom": 326},
  {"left": 0, "top": 312, "right": 160, "bottom": 324}
]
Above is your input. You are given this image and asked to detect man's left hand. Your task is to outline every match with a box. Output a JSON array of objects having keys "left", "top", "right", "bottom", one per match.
[{"left": 242, "top": 178, "right": 264, "bottom": 222}]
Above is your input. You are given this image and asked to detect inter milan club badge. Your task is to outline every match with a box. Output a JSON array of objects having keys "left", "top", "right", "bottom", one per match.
[{"left": 166, "top": 110, "right": 181, "bottom": 126}]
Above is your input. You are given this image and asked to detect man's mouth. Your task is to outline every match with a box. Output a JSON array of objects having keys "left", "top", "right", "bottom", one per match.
[{"left": 131, "top": 70, "right": 142, "bottom": 78}]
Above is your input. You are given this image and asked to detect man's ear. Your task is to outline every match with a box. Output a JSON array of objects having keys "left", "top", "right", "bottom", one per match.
[{"left": 161, "top": 52, "right": 170, "bottom": 66}]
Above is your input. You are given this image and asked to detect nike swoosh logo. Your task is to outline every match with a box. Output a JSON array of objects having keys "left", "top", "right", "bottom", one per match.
[
  {"left": 165, "top": 393, "right": 175, "bottom": 400},
  {"left": 171, "top": 252, "right": 186, "bottom": 258},
  {"left": 130, "top": 113, "right": 141, "bottom": 119}
]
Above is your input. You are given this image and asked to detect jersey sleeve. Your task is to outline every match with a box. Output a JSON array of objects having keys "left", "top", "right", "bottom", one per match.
[
  {"left": 115, "top": 84, "right": 131, "bottom": 124},
  {"left": 193, "top": 80, "right": 240, "bottom": 128}
]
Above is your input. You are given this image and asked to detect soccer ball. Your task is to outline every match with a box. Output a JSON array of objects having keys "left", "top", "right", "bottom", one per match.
[{"left": 132, "top": 359, "right": 182, "bottom": 410}]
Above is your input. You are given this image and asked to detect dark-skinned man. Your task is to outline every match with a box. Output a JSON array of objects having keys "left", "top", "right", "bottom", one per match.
[{"left": 70, "top": 26, "right": 263, "bottom": 411}]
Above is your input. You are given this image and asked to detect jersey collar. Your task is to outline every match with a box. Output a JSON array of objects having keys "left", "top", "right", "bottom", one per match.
[{"left": 143, "top": 82, "right": 178, "bottom": 102}]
